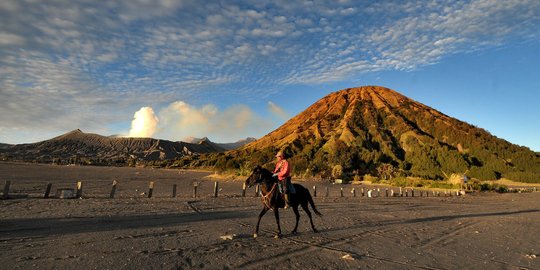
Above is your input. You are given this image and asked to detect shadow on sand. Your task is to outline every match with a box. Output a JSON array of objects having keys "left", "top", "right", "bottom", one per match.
[{"left": 0, "top": 210, "right": 251, "bottom": 238}]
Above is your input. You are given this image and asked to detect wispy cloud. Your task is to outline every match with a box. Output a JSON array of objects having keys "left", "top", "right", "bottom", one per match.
[
  {"left": 0, "top": 32, "right": 25, "bottom": 45},
  {"left": 267, "top": 101, "right": 290, "bottom": 121},
  {"left": 282, "top": 0, "right": 540, "bottom": 84}
]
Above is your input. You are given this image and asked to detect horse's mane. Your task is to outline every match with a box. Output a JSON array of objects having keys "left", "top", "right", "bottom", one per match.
[{"left": 257, "top": 166, "right": 275, "bottom": 182}]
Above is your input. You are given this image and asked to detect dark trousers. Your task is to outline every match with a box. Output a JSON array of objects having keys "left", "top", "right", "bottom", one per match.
[{"left": 278, "top": 177, "right": 295, "bottom": 194}]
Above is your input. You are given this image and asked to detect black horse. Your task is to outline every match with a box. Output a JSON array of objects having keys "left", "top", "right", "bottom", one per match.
[{"left": 245, "top": 166, "right": 322, "bottom": 238}]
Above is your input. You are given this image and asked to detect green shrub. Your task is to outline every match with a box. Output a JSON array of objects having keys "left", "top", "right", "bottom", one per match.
[
  {"left": 496, "top": 185, "right": 508, "bottom": 193},
  {"left": 363, "top": 174, "right": 379, "bottom": 183},
  {"left": 332, "top": 165, "right": 344, "bottom": 179}
]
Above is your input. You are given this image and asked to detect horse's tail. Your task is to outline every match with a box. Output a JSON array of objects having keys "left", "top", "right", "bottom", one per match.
[{"left": 306, "top": 190, "right": 322, "bottom": 216}]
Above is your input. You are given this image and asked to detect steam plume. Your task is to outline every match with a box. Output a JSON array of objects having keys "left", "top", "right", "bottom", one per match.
[{"left": 128, "top": 107, "right": 159, "bottom": 138}]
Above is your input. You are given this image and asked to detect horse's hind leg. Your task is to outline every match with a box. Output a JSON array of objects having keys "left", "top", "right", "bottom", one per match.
[
  {"left": 301, "top": 202, "right": 318, "bottom": 233},
  {"left": 254, "top": 207, "right": 268, "bottom": 238},
  {"left": 291, "top": 206, "right": 300, "bottom": 235}
]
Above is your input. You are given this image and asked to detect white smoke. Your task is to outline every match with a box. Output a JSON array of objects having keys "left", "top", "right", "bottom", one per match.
[
  {"left": 128, "top": 107, "right": 159, "bottom": 138},
  {"left": 127, "top": 101, "right": 289, "bottom": 142},
  {"left": 157, "top": 101, "right": 276, "bottom": 142}
]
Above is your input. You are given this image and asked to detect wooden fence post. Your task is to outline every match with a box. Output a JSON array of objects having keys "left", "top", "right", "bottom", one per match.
[
  {"left": 44, "top": 183, "right": 52, "bottom": 199},
  {"left": 172, "top": 184, "right": 177, "bottom": 198},
  {"left": 110, "top": 180, "right": 117, "bottom": 199},
  {"left": 411, "top": 189, "right": 415, "bottom": 197},
  {"left": 3, "top": 181, "right": 11, "bottom": 200},
  {"left": 148, "top": 181, "right": 154, "bottom": 198},
  {"left": 193, "top": 183, "right": 198, "bottom": 198},
  {"left": 377, "top": 188, "right": 380, "bottom": 197},
  {"left": 325, "top": 187, "right": 329, "bottom": 197},
  {"left": 385, "top": 188, "right": 389, "bottom": 197},
  {"left": 340, "top": 187, "right": 343, "bottom": 197},
  {"left": 352, "top": 188, "right": 356, "bottom": 197},
  {"left": 313, "top": 185, "right": 317, "bottom": 197},
  {"left": 399, "top": 187, "right": 403, "bottom": 197},
  {"left": 242, "top": 183, "right": 246, "bottom": 197},
  {"left": 214, "top": 181, "right": 219, "bottom": 197},
  {"left": 76, "top": 181, "right": 83, "bottom": 198},
  {"left": 390, "top": 189, "right": 395, "bottom": 197},
  {"left": 361, "top": 188, "right": 365, "bottom": 197}
]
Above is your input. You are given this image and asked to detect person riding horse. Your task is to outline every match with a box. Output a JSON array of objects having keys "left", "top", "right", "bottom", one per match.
[
  {"left": 272, "top": 151, "right": 295, "bottom": 208},
  {"left": 245, "top": 165, "right": 321, "bottom": 238}
]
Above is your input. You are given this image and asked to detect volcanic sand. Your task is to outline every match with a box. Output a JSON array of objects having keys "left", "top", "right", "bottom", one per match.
[{"left": 1, "top": 162, "right": 539, "bottom": 269}]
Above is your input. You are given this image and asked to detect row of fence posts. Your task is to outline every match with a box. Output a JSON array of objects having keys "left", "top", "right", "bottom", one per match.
[
  {"left": 2, "top": 180, "right": 539, "bottom": 200},
  {"left": 312, "top": 185, "right": 540, "bottom": 198},
  {"left": 2, "top": 180, "right": 244, "bottom": 199}
]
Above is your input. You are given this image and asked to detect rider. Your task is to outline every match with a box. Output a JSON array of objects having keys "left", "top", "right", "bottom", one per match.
[{"left": 272, "top": 151, "right": 293, "bottom": 208}]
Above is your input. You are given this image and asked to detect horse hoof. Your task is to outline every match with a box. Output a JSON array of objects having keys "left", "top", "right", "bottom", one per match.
[
  {"left": 253, "top": 233, "right": 258, "bottom": 238},
  {"left": 313, "top": 229, "right": 319, "bottom": 233},
  {"left": 274, "top": 234, "right": 282, "bottom": 239}
]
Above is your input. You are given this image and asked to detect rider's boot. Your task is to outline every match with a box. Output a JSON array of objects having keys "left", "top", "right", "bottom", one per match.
[{"left": 284, "top": 194, "right": 290, "bottom": 209}]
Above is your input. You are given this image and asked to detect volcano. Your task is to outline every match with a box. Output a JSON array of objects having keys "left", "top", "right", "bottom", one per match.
[
  {"left": 228, "top": 86, "right": 539, "bottom": 181},
  {"left": 0, "top": 129, "right": 227, "bottom": 165}
]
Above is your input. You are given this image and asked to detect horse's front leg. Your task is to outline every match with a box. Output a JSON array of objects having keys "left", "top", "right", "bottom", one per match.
[
  {"left": 291, "top": 206, "right": 300, "bottom": 235},
  {"left": 254, "top": 207, "right": 268, "bottom": 238},
  {"left": 273, "top": 207, "right": 282, "bottom": 238}
]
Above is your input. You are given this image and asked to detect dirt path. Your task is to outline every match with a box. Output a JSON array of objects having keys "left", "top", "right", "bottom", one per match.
[{"left": 1, "top": 163, "right": 539, "bottom": 269}]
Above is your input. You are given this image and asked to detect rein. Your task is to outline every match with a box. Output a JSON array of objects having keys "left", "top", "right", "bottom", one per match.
[{"left": 260, "top": 182, "right": 278, "bottom": 210}]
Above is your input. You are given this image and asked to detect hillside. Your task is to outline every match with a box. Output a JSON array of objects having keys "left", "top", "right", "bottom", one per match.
[
  {"left": 202, "top": 86, "right": 540, "bottom": 182},
  {"left": 0, "top": 143, "right": 13, "bottom": 150},
  {"left": 0, "top": 129, "right": 226, "bottom": 165}
]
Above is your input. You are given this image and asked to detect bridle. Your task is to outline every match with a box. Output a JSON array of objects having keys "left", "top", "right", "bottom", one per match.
[
  {"left": 260, "top": 182, "right": 278, "bottom": 211},
  {"left": 251, "top": 169, "right": 279, "bottom": 211}
]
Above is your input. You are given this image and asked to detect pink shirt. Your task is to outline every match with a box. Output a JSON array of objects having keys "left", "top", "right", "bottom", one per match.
[{"left": 273, "top": 159, "right": 290, "bottom": 181}]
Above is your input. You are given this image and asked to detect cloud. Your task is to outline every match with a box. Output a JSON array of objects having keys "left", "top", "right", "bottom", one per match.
[
  {"left": 0, "top": 32, "right": 25, "bottom": 45},
  {"left": 4, "top": 0, "right": 537, "bottom": 92},
  {"left": 280, "top": 0, "right": 540, "bottom": 84},
  {"left": 156, "top": 101, "right": 277, "bottom": 142},
  {"left": 128, "top": 107, "right": 159, "bottom": 138},
  {"left": 267, "top": 101, "right": 289, "bottom": 121}
]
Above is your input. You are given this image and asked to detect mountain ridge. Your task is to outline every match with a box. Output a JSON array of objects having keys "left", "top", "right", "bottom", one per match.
[
  {"left": 0, "top": 129, "right": 251, "bottom": 165},
  {"left": 184, "top": 136, "right": 257, "bottom": 150},
  {"left": 217, "top": 86, "right": 539, "bottom": 182}
]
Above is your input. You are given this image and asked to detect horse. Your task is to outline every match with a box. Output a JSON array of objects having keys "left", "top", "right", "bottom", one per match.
[{"left": 245, "top": 165, "right": 322, "bottom": 238}]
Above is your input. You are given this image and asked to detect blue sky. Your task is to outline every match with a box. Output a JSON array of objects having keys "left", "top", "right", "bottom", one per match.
[{"left": 1, "top": 0, "right": 539, "bottom": 151}]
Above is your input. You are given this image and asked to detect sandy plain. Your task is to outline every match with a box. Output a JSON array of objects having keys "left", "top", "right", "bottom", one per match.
[{"left": 1, "top": 162, "right": 539, "bottom": 269}]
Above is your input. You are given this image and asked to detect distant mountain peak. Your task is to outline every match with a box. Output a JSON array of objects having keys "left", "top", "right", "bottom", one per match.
[
  {"left": 68, "top": 129, "right": 83, "bottom": 134},
  {"left": 198, "top": 137, "right": 211, "bottom": 144}
]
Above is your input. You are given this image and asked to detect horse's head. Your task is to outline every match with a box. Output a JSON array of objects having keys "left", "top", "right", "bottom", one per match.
[{"left": 245, "top": 165, "right": 269, "bottom": 187}]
